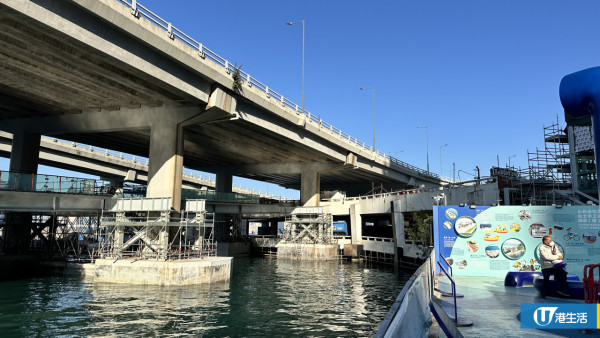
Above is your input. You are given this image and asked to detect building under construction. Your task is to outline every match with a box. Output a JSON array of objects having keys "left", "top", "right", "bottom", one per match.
[{"left": 492, "top": 116, "right": 598, "bottom": 206}]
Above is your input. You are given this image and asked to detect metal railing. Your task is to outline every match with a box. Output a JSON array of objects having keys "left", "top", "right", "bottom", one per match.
[
  {"left": 362, "top": 236, "right": 394, "bottom": 242},
  {"left": 0, "top": 170, "right": 109, "bottom": 195},
  {"left": 115, "top": 0, "right": 438, "bottom": 179},
  {"left": 182, "top": 189, "right": 260, "bottom": 203}
]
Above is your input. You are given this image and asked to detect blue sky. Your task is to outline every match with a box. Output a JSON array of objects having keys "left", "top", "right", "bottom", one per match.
[{"left": 3, "top": 0, "right": 600, "bottom": 198}]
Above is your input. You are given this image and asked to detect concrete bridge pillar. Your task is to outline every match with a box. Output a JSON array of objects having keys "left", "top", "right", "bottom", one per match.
[
  {"left": 299, "top": 161, "right": 351, "bottom": 207},
  {"left": 300, "top": 167, "right": 321, "bottom": 207},
  {"left": 391, "top": 207, "right": 404, "bottom": 267},
  {"left": 3, "top": 213, "right": 32, "bottom": 254},
  {"left": 8, "top": 131, "right": 41, "bottom": 192},
  {"left": 216, "top": 173, "right": 233, "bottom": 193},
  {"left": 9, "top": 131, "right": 41, "bottom": 174},
  {"left": 350, "top": 203, "right": 362, "bottom": 244},
  {"left": 146, "top": 122, "right": 184, "bottom": 211}
]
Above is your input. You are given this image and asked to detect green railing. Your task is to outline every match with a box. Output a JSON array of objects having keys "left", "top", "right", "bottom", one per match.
[
  {"left": 181, "top": 189, "right": 260, "bottom": 203},
  {"left": 0, "top": 171, "right": 109, "bottom": 195}
]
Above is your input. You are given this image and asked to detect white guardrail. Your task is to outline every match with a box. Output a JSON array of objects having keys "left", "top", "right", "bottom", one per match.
[
  {"left": 115, "top": 0, "right": 439, "bottom": 180},
  {"left": 42, "top": 136, "right": 289, "bottom": 200}
]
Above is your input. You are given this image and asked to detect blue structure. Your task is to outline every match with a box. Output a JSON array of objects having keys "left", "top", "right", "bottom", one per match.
[
  {"left": 333, "top": 221, "right": 348, "bottom": 235},
  {"left": 559, "top": 67, "right": 600, "bottom": 197}
]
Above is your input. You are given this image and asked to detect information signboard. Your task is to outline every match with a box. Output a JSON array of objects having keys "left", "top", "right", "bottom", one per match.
[{"left": 434, "top": 205, "right": 600, "bottom": 279}]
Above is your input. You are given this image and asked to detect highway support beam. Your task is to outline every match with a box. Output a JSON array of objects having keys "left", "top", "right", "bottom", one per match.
[{"left": 300, "top": 155, "right": 357, "bottom": 207}]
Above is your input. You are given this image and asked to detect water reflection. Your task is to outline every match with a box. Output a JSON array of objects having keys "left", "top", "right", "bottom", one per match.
[
  {"left": 87, "top": 282, "right": 231, "bottom": 336},
  {"left": 0, "top": 258, "right": 409, "bottom": 337}
]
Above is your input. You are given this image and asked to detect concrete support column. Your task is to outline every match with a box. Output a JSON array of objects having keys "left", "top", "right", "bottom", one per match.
[
  {"left": 4, "top": 213, "right": 32, "bottom": 254},
  {"left": 301, "top": 168, "right": 320, "bottom": 207},
  {"left": 350, "top": 204, "right": 362, "bottom": 244},
  {"left": 146, "top": 121, "right": 184, "bottom": 210},
  {"left": 9, "top": 131, "right": 41, "bottom": 174},
  {"left": 9, "top": 132, "right": 41, "bottom": 191},
  {"left": 391, "top": 206, "right": 404, "bottom": 267},
  {"left": 215, "top": 173, "right": 233, "bottom": 193}
]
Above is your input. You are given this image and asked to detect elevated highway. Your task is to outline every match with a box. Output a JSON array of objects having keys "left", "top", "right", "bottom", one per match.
[
  {"left": 0, "top": 0, "right": 441, "bottom": 208},
  {"left": 0, "top": 131, "right": 284, "bottom": 198}
]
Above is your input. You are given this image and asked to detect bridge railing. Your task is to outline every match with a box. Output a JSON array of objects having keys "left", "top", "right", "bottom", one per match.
[
  {"left": 0, "top": 170, "right": 109, "bottom": 195},
  {"left": 115, "top": 0, "right": 439, "bottom": 180}
]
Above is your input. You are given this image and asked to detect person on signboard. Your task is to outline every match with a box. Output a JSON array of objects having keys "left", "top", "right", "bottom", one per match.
[{"left": 539, "top": 235, "right": 569, "bottom": 298}]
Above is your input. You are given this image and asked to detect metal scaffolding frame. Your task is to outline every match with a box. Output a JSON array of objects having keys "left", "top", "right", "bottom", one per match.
[
  {"left": 527, "top": 117, "right": 571, "bottom": 184},
  {"left": 1, "top": 211, "right": 102, "bottom": 261},
  {"left": 97, "top": 198, "right": 216, "bottom": 260},
  {"left": 283, "top": 207, "right": 333, "bottom": 244},
  {"left": 507, "top": 117, "right": 576, "bottom": 206}
]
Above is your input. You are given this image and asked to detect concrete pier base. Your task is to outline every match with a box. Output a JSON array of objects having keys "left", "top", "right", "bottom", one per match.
[
  {"left": 276, "top": 243, "right": 338, "bottom": 260},
  {"left": 90, "top": 257, "right": 233, "bottom": 285},
  {"left": 217, "top": 242, "right": 251, "bottom": 257},
  {"left": 343, "top": 244, "right": 364, "bottom": 258}
]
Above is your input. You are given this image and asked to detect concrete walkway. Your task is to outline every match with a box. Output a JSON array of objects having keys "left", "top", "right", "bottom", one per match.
[{"left": 435, "top": 275, "right": 600, "bottom": 338}]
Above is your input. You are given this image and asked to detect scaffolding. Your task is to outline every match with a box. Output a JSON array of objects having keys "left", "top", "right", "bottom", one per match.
[
  {"left": 506, "top": 117, "right": 577, "bottom": 205},
  {"left": 527, "top": 117, "right": 571, "bottom": 184},
  {"left": 1, "top": 211, "right": 102, "bottom": 262},
  {"left": 283, "top": 207, "right": 333, "bottom": 244},
  {"left": 97, "top": 198, "right": 215, "bottom": 260}
]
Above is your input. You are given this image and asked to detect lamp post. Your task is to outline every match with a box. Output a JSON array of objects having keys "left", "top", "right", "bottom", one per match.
[
  {"left": 417, "top": 126, "right": 429, "bottom": 173},
  {"left": 286, "top": 20, "right": 305, "bottom": 114},
  {"left": 508, "top": 155, "right": 516, "bottom": 168},
  {"left": 440, "top": 144, "right": 448, "bottom": 178},
  {"left": 360, "top": 87, "right": 375, "bottom": 149}
]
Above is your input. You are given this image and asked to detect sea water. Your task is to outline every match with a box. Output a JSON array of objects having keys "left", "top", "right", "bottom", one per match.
[{"left": 0, "top": 257, "right": 411, "bottom": 337}]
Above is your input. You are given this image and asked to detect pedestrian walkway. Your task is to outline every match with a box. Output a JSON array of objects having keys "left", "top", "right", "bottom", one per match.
[{"left": 435, "top": 275, "right": 600, "bottom": 338}]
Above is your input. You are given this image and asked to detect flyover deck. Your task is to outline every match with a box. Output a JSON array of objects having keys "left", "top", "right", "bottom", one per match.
[{"left": 436, "top": 276, "right": 597, "bottom": 338}]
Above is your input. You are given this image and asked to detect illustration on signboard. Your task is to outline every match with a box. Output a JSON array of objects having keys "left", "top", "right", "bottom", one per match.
[
  {"left": 466, "top": 240, "right": 479, "bottom": 252},
  {"left": 528, "top": 224, "right": 547, "bottom": 238},
  {"left": 583, "top": 233, "right": 597, "bottom": 244},
  {"left": 518, "top": 210, "right": 531, "bottom": 221},
  {"left": 445, "top": 208, "right": 458, "bottom": 220},
  {"left": 501, "top": 238, "right": 526, "bottom": 260},
  {"left": 485, "top": 245, "right": 500, "bottom": 258},
  {"left": 454, "top": 216, "right": 477, "bottom": 238}
]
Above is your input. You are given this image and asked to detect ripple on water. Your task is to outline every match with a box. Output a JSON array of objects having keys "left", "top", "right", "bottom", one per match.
[{"left": 0, "top": 258, "right": 410, "bottom": 337}]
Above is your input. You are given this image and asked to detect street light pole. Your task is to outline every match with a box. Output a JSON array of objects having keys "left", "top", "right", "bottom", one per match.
[
  {"left": 360, "top": 87, "right": 375, "bottom": 149},
  {"left": 508, "top": 155, "right": 516, "bottom": 168},
  {"left": 440, "top": 144, "right": 448, "bottom": 178},
  {"left": 417, "top": 126, "right": 429, "bottom": 173},
  {"left": 286, "top": 20, "right": 305, "bottom": 114}
]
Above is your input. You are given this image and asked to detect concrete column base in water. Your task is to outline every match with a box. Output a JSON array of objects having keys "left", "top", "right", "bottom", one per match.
[
  {"left": 276, "top": 243, "right": 338, "bottom": 260},
  {"left": 88, "top": 257, "right": 233, "bottom": 285}
]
